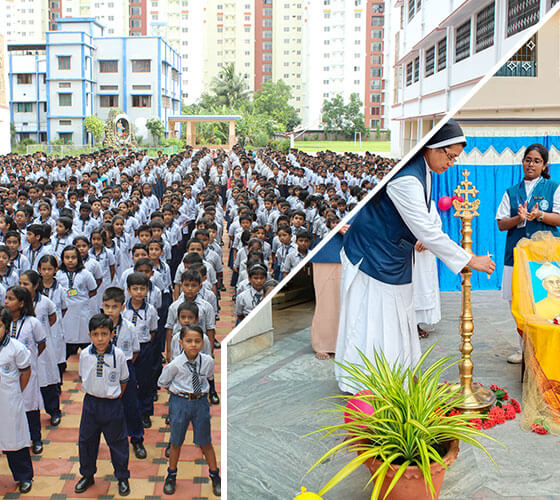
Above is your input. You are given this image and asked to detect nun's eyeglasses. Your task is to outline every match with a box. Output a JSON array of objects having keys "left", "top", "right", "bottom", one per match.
[{"left": 440, "top": 147, "right": 459, "bottom": 163}]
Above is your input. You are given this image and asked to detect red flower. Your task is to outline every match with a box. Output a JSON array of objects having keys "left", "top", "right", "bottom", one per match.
[
  {"left": 503, "top": 404, "right": 516, "bottom": 420},
  {"left": 468, "top": 418, "right": 483, "bottom": 429},
  {"left": 489, "top": 406, "right": 506, "bottom": 425},
  {"left": 482, "top": 417, "right": 496, "bottom": 429},
  {"left": 531, "top": 423, "right": 549, "bottom": 435},
  {"left": 448, "top": 409, "right": 461, "bottom": 417},
  {"left": 510, "top": 398, "right": 521, "bottom": 413}
]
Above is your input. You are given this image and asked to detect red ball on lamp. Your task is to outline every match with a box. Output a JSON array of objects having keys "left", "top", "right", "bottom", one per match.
[{"left": 438, "top": 196, "right": 453, "bottom": 211}]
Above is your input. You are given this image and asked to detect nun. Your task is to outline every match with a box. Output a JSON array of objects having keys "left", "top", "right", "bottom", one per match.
[{"left": 335, "top": 119, "right": 495, "bottom": 393}]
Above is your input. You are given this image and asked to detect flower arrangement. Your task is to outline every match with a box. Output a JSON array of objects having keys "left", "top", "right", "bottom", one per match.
[{"left": 460, "top": 384, "right": 521, "bottom": 430}]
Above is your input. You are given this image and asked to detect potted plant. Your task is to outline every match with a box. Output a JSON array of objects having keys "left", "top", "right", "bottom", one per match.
[{"left": 307, "top": 345, "right": 500, "bottom": 500}]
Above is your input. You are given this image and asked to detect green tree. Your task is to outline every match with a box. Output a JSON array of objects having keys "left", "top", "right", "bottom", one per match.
[
  {"left": 146, "top": 118, "right": 165, "bottom": 145},
  {"left": 208, "top": 63, "right": 251, "bottom": 108},
  {"left": 84, "top": 115, "right": 106, "bottom": 144},
  {"left": 321, "top": 93, "right": 366, "bottom": 139},
  {"left": 254, "top": 80, "right": 301, "bottom": 131}
]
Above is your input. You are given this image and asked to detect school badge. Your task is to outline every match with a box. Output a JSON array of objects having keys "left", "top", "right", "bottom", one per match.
[
  {"left": 2, "top": 363, "right": 11, "bottom": 374},
  {"left": 122, "top": 341, "right": 130, "bottom": 351},
  {"left": 108, "top": 371, "right": 118, "bottom": 383},
  {"left": 540, "top": 200, "right": 549, "bottom": 211}
]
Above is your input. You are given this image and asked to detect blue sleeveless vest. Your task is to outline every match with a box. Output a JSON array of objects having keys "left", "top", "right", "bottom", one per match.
[
  {"left": 504, "top": 177, "right": 559, "bottom": 266},
  {"left": 342, "top": 152, "right": 429, "bottom": 285}
]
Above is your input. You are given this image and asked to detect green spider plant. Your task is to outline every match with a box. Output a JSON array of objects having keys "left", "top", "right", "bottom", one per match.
[{"left": 307, "top": 344, "right": 501, "bottom": 499}]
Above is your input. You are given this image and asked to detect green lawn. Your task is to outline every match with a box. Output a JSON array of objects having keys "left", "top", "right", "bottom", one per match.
[{"left": 293, "top": 140, "right": 391, "bottom": 153}]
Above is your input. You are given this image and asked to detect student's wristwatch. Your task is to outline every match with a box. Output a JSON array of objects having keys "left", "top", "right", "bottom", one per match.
[{"left": 537, "top": 211, "right": 545, "bottom": 222}]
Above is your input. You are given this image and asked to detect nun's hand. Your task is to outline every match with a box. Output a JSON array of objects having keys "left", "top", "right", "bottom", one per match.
[
  {"left": 415, "top": 241, "right": 427, "bottom": 252},
  {"left": 339, "top": 224, "right": 350, "bottom": 235},
  {"left": 468, "top": 254, "right": 495, "bottom": 275}
]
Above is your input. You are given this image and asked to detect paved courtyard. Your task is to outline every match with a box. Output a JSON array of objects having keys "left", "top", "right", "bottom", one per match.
[{"left": 227, "top": 291, "right": 560, "bottom": 500}]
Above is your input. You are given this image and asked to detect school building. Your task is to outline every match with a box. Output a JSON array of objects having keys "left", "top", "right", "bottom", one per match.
[
  {"left": 8, "top": 17, "right": 182, "bottom": 146},
  {"left": 390, "top": 0, "right": 560, "bottom": 157}
]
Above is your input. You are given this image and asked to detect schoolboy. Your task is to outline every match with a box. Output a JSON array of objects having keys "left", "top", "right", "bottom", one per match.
[
  {"left": 122, "top": 273, "right": 158, "bottom": 429},
  {"left": 282, "top": 229, "right": 311, "bottom": 278},
  {"left": 75, "top": 314, "right": 131, "bottom": 496},
  {"left": 101, "top": 287, "right": 146, "bottom": 460},
  {"left": 24, "top": 224, "right": 48, "bottom": 270},
  {"left": 158, "top": 325, "right": 221, "bottom": 496},
  {"left": 235, "top": 264, "right": 267, "bottom": 323}
]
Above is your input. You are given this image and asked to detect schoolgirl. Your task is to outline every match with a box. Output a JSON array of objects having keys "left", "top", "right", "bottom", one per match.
[
  {"left": 19, "top": 270, "right": 61, "bottom": 427},
  {"left": 73, "top": 236, "right": 103, "bottom": 318},
  {"left": 38, "top": 255, "right": 67, "bottom": 378},
  {"left": 0, "top": 245, "right": 19, "bottom": 289},
  {"left": 56, "top": 246, "right": 97, "bottom": 357},
  {"left": 4, "top": 231, "right": 31, "bottom": 278},
  {"left": 89, "top": 227, "right": 116, "bottom": 310},
  {"left": 51, "top": 216, "right": 75, "bottom": 258},
  {"left": 4, "top": 286, "right": 46, "bottom": 455},
  {"left": 112, "top": 215, "right": 133, "bottom": 276}
]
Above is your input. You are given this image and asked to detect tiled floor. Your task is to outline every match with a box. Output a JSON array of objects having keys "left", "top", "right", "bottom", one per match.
[{"left": 0, "top": 241, "right": 234, "bottom": 499}]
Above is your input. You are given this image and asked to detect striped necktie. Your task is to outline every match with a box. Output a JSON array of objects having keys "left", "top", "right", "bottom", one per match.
[
  {"left": 188, "top": 361, "right": 201, "bottom": 395},
  {"left": 96, "top": 353, "right": 104, "bottom": 377},
  {"left": 10, "top": 320, "right": 17, "bottom": 338}
]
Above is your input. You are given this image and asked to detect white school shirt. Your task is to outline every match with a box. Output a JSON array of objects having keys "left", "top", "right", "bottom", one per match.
[
  {"left": 124, "top": 280, "right": 162, "bottom": 310},
  {"left": 235, "top": 286, "right": 264, "bottom": 317},
  {"left": 111, "top": 317, "right": 140, "bottom": 361},
  {"left": 57, "top": 268, "right": 98, "bottom": 344},
  {"left": 122, "top": 300, "right": 158, "bottom": 343},
  {"left": 10, "top": 254, "right": 31, "bottom": 278},
  {"left": 10, "top": 315, "right": 46, "bottom": 412},
  {"left": 42, "top": 280, "right": 67, "bottom": 364},
  {"left": 158, "top": 352, "right": 213, "bottom": 395},
  {"left": 0, "top": 266, "right": 18, "bottom": 289},
  {"left": 165, "top": 294, "right": 215, "bottom": 333},
  {"left": 34, "top": 294, "right": 60, "bottom": 387},
  {"left": 170, "top": 329, "right": 211, "bottom": 360},
  {"left": 0, "top": 336, "right": 32, "bottom": 451},
  {"left": 79, "top": 344, "right": 129, "bottom": 399}
]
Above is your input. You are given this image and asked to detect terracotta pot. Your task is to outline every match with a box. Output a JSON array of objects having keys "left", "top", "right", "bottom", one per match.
[{"left": 358, "top": 439, "right": 459, "bottom": 500}]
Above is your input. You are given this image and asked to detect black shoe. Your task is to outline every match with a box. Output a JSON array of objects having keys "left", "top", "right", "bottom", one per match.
[
  {"left": 165, "top": 415, "right": 170, "bottom": 425},
  {"left": 164, "top": 443, "right": 170, "bottom": 458},
  {"left": 163, "top": 474, "right": 176, "bottom": 495},
  {"left": 152, "top": 391, "right": 158, "bottom": 402},
  {"left": 50, "top": 414, "right": 61, "bottom": 427},
  {"left": 220, "top": 285, "right": 226, "bottom": 292},
  {"left": 118, "top": 478, "right": 130, "bottom": 496},
  {"left": 133, "top": 441, "right": 147, "bottom": 459},
  {"left": 74, "top": 476, "right": 94, "bottom": 494},
  {"left": 209, "top": 391, "right": 220, "bottom": 405},
  {"left": 213, "top": 339, "right": 221, "bottom": 349},
  {"left": 142, "top": 415, "right": 152, "bottom": 428},
  {"left": 18, "top": 480, "right": 32, "bottom": 494},
  {"left": 31, "top": 441, "right": 43, "bottom": 455},
  {"left": 211, "top": 474, "right": 221, "bottom": 496}
]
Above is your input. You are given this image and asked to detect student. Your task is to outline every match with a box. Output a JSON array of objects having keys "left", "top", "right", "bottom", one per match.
[
  {"left": 4, "top": 286, "right": 46, "bottom": 455},
  {"left": 24, "top": 224, "right": 48, "bottom": 271},
  {"left": 19, "top": 270, "right": 61, "bottom": 427},
  {"left": 0, "top": 306, "right": 34, "bottom": 494},
  {"left": 5, "top": 231, "right": 31, "bottom": 278},
  {"left": 57, "top": 246, "right": 98, "bottom": 358},
  {"left": 74, "top": 236, "right": 103, "bottom": 318},
  {"left": 122, "top": 272, "right": 158, "bottom": 429},
  {"left": 282, "top": 229, "right": 311, "bottom": 278},
  {"left": 0, "top": 244, "right": 19, "bottom": 288},
  {"left": 235, "top": 264, "right": 267, "bottom": 324},
  {"left": 158, "top": 324, "right": 221, "bottom": 496},
  {"left": 89, "top": 227, "right": 116, "bottom": 310},
  {"left": 101, "top": 287, "right": 146, "bottom": 460},
  {"left": 74, "top": 314, "right": 130, "bottom": 496},
  {"left": 51, "top": 216, "right": 75, "bottom": 258},
  {"left": 272, "top": 225, "right": 295, "bottom": 280},
  {"left": 38, "top": 255, "right": 67, "bottom": 379}
]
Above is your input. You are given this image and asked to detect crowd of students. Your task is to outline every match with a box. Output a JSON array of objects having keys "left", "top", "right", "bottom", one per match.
[{"left": 0, "top": 143, "right": 395, "bottom": 497}]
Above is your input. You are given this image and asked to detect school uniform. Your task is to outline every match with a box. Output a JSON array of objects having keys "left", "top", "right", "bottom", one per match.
[
  {"left": 51, "top": 233, "right": 75, "bottom": 259},
  {"left": 234, "top": 286, "right": 263, "bottom": 322},
  {"left": 89, "top": 248, "right": 117, "bottom": 312},
  {"left": 158, "top": 352, "right": 214, "bottom": 447},
  {"left": 82, "top": 256, "right": 103, "bottom": 318},
  {"left": 122, "top": 300, "right": 158, "bottom": 418},
  {"left": 34, "top": 294, "right": 62, "bottom": 420},
  {"left": 0, "top": 265, "right": 19, "bottom": 289},
  {"left": 281, "top": 249, "right": 308, "bottom": 276},
  {"left": 111, "top": 317, "right": 144, "bottom": 445},
  {"left": 165, "top": 294, "right": 215, "bottom": 336},
  {"left": 42, "top": 280, "right": 68, "bottom": 372},
  {"left": 10, "top": 315, "right": 46, "bottom": 444},
  {"left": 57, "top": 268, "right": 98, "bottom": 353},
  {"left": 78, "top": 344, "right": 130, "bottom": 480},
  {"left": 0, "top": 335, "right": 33, "bottom": 483},
  {"left": 10, "top": 254, "right": 31, "bottom": 278},
  {"left": 23, "top": 244, "right": 48, "bottom": 271}
]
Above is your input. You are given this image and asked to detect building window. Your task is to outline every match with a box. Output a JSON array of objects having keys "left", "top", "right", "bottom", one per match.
[
  {"left": 413, "top": 56, "right": 419, "bottom": 82},
  {"left": 16, "top": 103, "right": 33, "bottom": 112},
  {"left": 370, "top": 106, "right": 381, "bottom": 116},
  {"left": 370, "top": 67, "right": 382, "bottom": 78},
  {"left": 58, "top": 93, "right": 72, "bottom": 106},
  {"left": 437, "top": 37, "right": 447, "bottom": 71},
  {"left": 132, "top": 95, "right": 151, "bottom": 107},
  {"left": 425, "top": 45, "right": 435, "bottom": 77},
  {"left": 16, "top": 74, "right": 32, "bottom": 84},
  {"left": 100, "top": 95, "right": 119, "bottom": 107},
  {"left": 100, "top": 85, "right": 119, "bottom": 90},
  {"left": 476, "top": 2, "right": 495, "bottom": 53},
  {"left": 370, "top": 93, "right": 381, "bottom": 103},
  {"left": 370, "top": 80, "right": 382, "bottom": 90},
  {"left": 406, "top": 60, "right": 413, "bottom": 86},
  {"left": 263, "top": 63, "right": 272, "bottom": 73},
  {"left": 58, "top": 82, "right": 71, "bottom": 88},
  {"left": 99, "top": 60, "right": 118, "bottom": 73},
  {"left": 371, "top": 41, "right": 383, "bottom": 52},
  {"left": 57, "top": 56, "right": 71, "bottom": 70},
  {"left": 455, "top": 20, "right": 471, "bottom": 62},
  {"left": 58, "top": 132, "right": 73, "bottom": 144},
  {"left": 131, "top": 60, "right": 151, "bottom": 72},
  {"left": 408, "top": 0, "right": 421, "bottom": 21},
  {"left": 371, "top": 29, "right": 383, "bottom": 39},
  {"left": 506, "top": 0, "right": 539, "bottom": 37},
  {"left": 130, "top": 19, "right": 141, "bottom": 28},
  {"left": 130, "top": 6, "right": 141, "bottom": 15},
  {"left": 495, "top": 34, "right": 537, "bottom": 77},
  {"left": 371, "top": 16, "right": 383, "bottom": 26},
  {"left": 371, "top": 54, "right": 383, "bottom": 64},
  {"left": 370, "top": 118, "right": 380, "bottom": 128},
  {"left": 59, "top": 120, "right": 72, "bottom": 125}
]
